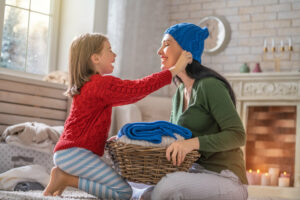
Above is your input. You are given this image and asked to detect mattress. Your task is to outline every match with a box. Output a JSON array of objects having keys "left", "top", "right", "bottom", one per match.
[{"left": 0, "top": 143, "right": 54, "bottom": 174}]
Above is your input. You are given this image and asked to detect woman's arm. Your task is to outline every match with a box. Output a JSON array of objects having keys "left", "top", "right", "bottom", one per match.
[
  {"left": 166, "top": 78, "right": 245, "bottom": 165},
  {"left": 196, "top": 78, "right": 246, "bottom": 152}
]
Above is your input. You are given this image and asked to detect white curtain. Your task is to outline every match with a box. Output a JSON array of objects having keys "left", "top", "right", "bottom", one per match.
[{"left": 107, "top": 0, "right": 173, "bottom": 96}]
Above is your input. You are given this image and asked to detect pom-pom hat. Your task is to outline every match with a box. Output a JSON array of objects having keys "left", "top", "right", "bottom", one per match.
[{"left": 164, "top": 23, "right": 209, "bottom": 64}]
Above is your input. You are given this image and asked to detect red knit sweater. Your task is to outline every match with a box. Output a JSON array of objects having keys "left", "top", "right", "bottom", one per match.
[{"left": 54, "top": 70, "right": 172, "bottom": 156}]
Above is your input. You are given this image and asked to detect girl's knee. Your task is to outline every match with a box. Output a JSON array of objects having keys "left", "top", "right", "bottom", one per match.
[
  {"left": 119, "top": 189, "right": 132, "bottom": 199},
  {"left": 117, "top": 183, "right": 133, "bottom": 200}
]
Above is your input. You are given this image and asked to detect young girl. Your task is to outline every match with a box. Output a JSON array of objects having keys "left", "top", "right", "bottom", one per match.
[{"left": 43, "top": 33, "right": 192, "bottom": 199}]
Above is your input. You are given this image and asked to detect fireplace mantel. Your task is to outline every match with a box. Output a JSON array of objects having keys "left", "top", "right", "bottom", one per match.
[
  {"left": 226, "top": 72, "right": 299, "bottom": 100},
  {"left": 225, "top": 72, "right": 300, "bottom": 199}
]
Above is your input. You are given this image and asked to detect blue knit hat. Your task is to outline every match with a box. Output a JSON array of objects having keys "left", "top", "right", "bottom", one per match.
[{"left": 164, "top": 23, "right": 209, "bottom": 64}]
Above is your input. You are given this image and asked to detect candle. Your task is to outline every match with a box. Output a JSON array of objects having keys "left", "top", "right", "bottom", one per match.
[
  {"left": 271, "top": 38, "right": 275, "bottom": 52},
  {"left": 268, "top": 167, "right": 280, "bottom": 186},
  {"left": 264, "top": 40, "right": 267, "bottom": 48},
  {"left": 261, "top": 173, "right": 271, "bottom": 186},
  {"left": 281, "top": 172, "right": 290, "bottom": 178},
  {"left": 288, "top": 38, "right": 293, "bottom": 51},
  {"left": 280, "top": 40, "right": 284, "bottom": 51},
  {"left": 255, "top": 169, "right": 261, "bottom": 185},
  {"left": 246, "top": 169, "right": 256, "bottom": 185},
  {"left": 263, "top": 39, "right": 268, "bottom": 52},
  {"left": 278, "top": 172, "right": 290, "bottom": 187}
]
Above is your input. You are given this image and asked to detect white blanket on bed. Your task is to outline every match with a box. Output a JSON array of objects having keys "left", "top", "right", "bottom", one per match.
[{"left": 1, "top": 122, "right": 63, "bottom": 154}]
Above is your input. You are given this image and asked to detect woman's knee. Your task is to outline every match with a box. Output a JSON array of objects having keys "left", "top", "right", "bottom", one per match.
[{"left": 151, "top": 172, "right": 185, "bottom": 200}]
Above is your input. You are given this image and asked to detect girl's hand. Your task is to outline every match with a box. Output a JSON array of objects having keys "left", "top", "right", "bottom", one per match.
[
  {"left": 169, "top": 51, "right": 193, "bottom": 76},
  {"left": 166, "top": 137, "right": 199, "bottom": 166}
]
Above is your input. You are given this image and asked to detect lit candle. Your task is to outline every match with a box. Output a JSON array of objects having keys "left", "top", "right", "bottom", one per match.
[
  {"left": 268, "top": 167, "right": 280, "bottom": 186},
  {"left": 255, "top": 169, "right": 261, "bottom": 185},
  {"left": 278, "top": 172, "right": 290, "bottom": 187},
  {"left": 261, "top": 173, "right": 271, "bottom": 186},
  {"left": 246, "top": 169, "right": 255, "bottom": 185}
]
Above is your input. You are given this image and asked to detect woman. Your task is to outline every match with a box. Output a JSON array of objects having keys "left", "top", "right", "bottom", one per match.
[{"left": 143, "top": 23, "right": 248, "bottom": 200}]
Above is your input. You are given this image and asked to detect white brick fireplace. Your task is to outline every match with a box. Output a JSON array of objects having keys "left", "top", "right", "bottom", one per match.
[{"left": 226, "top": 72, "right": 300, "bottom": 199}]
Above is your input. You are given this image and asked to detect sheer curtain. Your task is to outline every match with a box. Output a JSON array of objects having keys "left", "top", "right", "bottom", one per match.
[{"left": 107, "top": 0, "right": 173, "bottom": 96}]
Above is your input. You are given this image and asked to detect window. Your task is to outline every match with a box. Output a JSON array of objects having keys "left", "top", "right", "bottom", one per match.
[{"left": 0, "top": 0, "right": 59, "bottom": 75}]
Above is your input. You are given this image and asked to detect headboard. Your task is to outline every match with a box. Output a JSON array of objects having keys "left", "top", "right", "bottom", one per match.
[{"left": 0, "top": 72, "right": 71, "bottom": 134}]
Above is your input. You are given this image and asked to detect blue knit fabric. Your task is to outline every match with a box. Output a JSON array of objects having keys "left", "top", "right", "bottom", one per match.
[
  {"left": 164, "top": 23, "right": 209, "bottom": 64},
  {"left": 117, "top": 121, "right": 192, "bottom": 144}
]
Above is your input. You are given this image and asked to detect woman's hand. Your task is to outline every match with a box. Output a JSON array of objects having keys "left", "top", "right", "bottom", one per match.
[
  {"left": 107, "top": 135, "right": 117, "bottom": 142},
  {"left": 169, "top": 51, "right": 193, "bottom": 77},
  {"left": 166, "top": 137, "right": 199, "bottom": 166}
]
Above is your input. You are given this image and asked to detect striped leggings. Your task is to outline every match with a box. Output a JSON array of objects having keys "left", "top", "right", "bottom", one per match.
[{"left": 54, "top": 147, "right": 132, "bottom": 200}]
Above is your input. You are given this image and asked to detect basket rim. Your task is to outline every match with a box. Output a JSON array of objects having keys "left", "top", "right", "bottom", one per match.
[{"left": 107, "top": 140, "right": 200, "bottom": 155}]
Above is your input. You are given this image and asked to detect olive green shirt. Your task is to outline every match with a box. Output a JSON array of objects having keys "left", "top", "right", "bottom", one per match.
[{"left": 170, "top": 77, "right": 248, "bottom": 184}]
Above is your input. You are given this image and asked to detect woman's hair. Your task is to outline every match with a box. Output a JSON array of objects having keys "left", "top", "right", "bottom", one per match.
[
  {"left": 65, "top": 33, "right": 108, "bottom": 97},
  {"left": 174, "top": 60, "right": 236, "bottom": 106}
]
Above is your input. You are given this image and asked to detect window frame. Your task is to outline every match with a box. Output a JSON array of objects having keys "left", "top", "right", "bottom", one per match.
[{"left": 0, "top": 0, "right": 60, "bottom": 79}]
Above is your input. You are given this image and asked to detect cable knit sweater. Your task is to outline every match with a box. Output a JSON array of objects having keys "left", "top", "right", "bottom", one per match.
[{"left": 54, "top": 70, "right": 172, "bottom": 156}]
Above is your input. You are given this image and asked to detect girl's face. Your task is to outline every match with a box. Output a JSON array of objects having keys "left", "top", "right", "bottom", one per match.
[
  {"left": 92, "top": 40, "right": 116, "bottom": 75},
  {"left": 157, "top": 34, "right": 182, "bottom": 70}
]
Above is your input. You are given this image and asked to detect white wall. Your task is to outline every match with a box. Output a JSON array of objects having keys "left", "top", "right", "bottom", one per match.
[
  {"left": 56, "top": 0, "right": 108, "bottom": 72},
  {"left": 107, "top": 0, "right": 174, "bottom": 97},
  {"left": 94, "top": 0, "right": 108, "bottom": 34},
  {"left": 169, "top": 0, "right": 300, "bottom": 73}
]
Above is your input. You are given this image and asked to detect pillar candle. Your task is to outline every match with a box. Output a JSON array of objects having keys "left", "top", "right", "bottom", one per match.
[
  {"left": 255, "top": 169, "right": 261, "bottom": 185},
  {"left": 261, "top": 173, "right": 270, "bottom": 186},
  {"left": 246, "top": 169, "right": 255, "bottom": 185},
  {"left": 278, "top": 172, "right": 290, "bottom": 187},
  {"left": 268, "top": 167, "right": 280, "bottom": 186}
]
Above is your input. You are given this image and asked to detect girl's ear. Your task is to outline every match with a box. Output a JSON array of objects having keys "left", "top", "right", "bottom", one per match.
[{"left": 90, "top": 53, "right": 101, "bottom": 64}]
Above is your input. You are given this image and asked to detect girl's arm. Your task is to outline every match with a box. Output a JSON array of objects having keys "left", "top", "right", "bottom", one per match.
[{"left": 101, "top": 51, "right": 192, "bottom": 106}]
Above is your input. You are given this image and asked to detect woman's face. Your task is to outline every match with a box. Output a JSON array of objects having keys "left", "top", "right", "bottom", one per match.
[
  {"left": 93, "top": 40, "right": 116, "bottom": 75},
  {"left": 157, "top": 34, "right": 182, "bottom": 70}
]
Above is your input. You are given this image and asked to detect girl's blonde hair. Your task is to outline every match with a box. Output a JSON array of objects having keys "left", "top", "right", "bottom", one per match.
[{"left": 65, "top": 33, "right": 108, "bottom": 97}]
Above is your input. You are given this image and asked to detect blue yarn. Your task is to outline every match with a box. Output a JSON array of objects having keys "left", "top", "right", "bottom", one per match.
[
  {"left": 164, "top": 23, "right": 209, "bottom": 64},
  {"left": 117, "top": 121, "right": 192, "bottom": 144}
]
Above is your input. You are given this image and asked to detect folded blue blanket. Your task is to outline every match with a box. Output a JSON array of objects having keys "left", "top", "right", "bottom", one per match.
[{"left": 117, "top": 121, "right": 192, "bottom": 144}]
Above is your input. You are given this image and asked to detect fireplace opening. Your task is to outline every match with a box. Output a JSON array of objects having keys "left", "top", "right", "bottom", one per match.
[{"left": 246, "top": 106, "right": 296, "bottom": 186}]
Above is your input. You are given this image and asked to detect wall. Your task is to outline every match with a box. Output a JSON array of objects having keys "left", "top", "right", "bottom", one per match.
[
  {"left": 107, "top": 0, "right": 172, "bottom": 96},
  {"left": 56, "top": 0, "right": 108, "bottom": 72},
  {"left": 168, "top": 0, "right": 300, "bottom": 73}
]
